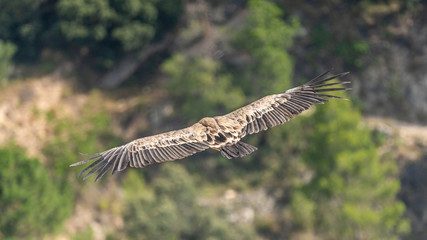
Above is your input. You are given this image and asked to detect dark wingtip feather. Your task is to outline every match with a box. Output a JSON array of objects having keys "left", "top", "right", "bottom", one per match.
[
  {"left": 82, "top": 160, "right": 107, "bottom": 180},
  {"left": 309, "top": 72, "right": 350, "bottom": 86},
  {"left": 94, "top": 161, "right": 113, "bottom": 182},
  {"left": 286, "top": 70, "right": 351, "bottom": 103},
  {"left": 333, "top": 71, "right": 350, "bottom": 78},
  {"left": 70, "top": 154, "right": 101, "bottom": 167},
  {"left": 306, "top": 70, "right": 331, "bottom": 85},
  {"left": 315, "top": 93, "right": 348, "bottom": 100},
  {"left": 315, "top": 87, "right": 348, "bottom": 92},
  {"left": 310, "top": 81, "right": 351, "bottom": 89},
  {"left": 76, "top": 157, "right": 104, "bottom": 178}
]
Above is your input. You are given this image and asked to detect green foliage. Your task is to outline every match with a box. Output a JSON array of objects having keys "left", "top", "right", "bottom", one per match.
[
  {"left": 72, "top": 227, "right": 94, "bottom": 240},
  {"left": 214, "top": 0, "right": 301, "bottom": 186},
  {"left": 162, "top": 54, "right": 246, "bottom": 120},
  {"left": 55, "top": 0, "right": 162, "bottom": 68},
  {"left": 0, "top": 40, "right": 16, "bottom": 83},
  {"left": 122, "top": 164, "right": 257, "bottom": 240},
  {"left": 334, "top": 39, "right": 369, "bottom": 68},
  {"left": 0, "top": 0, "right": 48, "bottom": 61},
  {"left": 290, "top": 191, "right": 315, "bottom": 230},
  {"left": 0, "top": 144, "right": 72, "bottom": 238},
  {"left": 56, "top": 0, "right": 157, "bottom": 49},
  {"left": 234, "top": 0, "right": 300, "bottom": 96},
  {"left": 309, "top": 24, "right": 370, "bottom": 69},
  {"left": 0, "top": 0, "right": 183, "bottom": 67},
  {"left": 290, "top": 92, "right": 410, "bottom": 239}
]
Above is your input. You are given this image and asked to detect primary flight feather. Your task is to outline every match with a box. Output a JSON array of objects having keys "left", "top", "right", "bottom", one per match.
[{"left": 71, "top": 70, "right": 350, "bottom": 181}]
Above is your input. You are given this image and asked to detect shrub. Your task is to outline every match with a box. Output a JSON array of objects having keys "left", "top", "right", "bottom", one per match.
[
  {"left": 0, "top": 40, "right": 16, "bottom": 83},
  {"left": 122, "top": 164, "right": 257, "bottom": 239},
  {"left": 292, "top": 91, "right": 410, "bottom": 239},
  {"left": 0, "top": 144, "right": 72, "bottom": 238}
]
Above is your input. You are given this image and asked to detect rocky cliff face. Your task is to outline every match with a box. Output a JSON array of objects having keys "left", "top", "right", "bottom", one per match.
[
  {"left": 287, "top": 1, "right": 427, "bottom": 123},
  {"left": 360, "top": 9, "right": 427, "bottom": 122}
]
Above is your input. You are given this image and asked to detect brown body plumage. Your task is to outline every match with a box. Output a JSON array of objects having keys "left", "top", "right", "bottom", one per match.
[{"left": 71, "top": 70, "right": 350, "bottom": 181}]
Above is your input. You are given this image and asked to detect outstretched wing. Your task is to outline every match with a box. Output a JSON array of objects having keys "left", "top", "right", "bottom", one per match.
[
  {"left": 225, "top": 71, "right": 350, "bottom": 135},
  {"left": 70, "top": 123, "right": 210, "bottom": 182}
]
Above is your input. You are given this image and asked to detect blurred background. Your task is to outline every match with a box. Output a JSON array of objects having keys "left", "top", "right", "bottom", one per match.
[{"left": 0, "top": 0, "right": 426, "bottom": 239}]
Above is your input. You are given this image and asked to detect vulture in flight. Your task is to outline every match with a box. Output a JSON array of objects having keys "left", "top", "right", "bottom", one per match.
[{"left": 71, "top": 70, "right": 350, "bottom": 181}]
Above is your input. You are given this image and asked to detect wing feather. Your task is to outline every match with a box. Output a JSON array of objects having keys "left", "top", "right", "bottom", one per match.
[
  {"left": 95, "top": 161, "right": 114, "bottom": 182},
  {"left": 70, "top": 124, "right": 210, "bottom": 182},
  {"left": 224, "top": 70, "right": 350, "bottom": 135},
  {"left": 78, "top": 157, "right": 104, "bottom": 178}
]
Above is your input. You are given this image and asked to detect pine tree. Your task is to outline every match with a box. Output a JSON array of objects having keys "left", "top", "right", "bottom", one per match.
[{"left": 291, "top": 93, "right": 410, "bottom": 239}]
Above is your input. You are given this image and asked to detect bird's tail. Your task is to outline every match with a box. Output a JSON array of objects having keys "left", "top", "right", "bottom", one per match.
[{"left": 220, "top": 141, "right": 258, "bottom": 159}]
